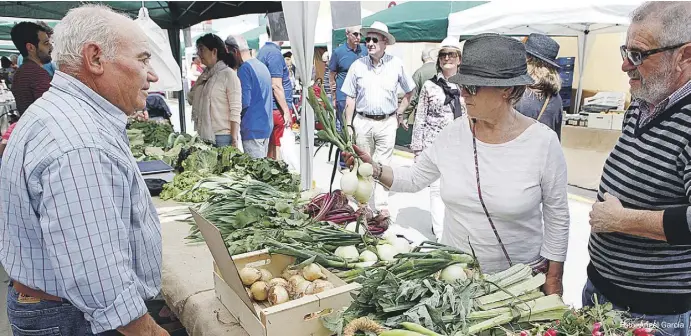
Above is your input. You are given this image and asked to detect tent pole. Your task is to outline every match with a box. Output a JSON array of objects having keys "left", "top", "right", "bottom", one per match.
[
  {"left": 168, "top": 27, "right": 186, "bottom": 134},
  {"left": 574, "top": 27, "right": 590, "bottom": 114}
]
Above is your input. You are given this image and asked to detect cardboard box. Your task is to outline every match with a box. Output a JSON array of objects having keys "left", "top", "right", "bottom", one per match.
[
  {"left": 587, "top": 113, "right": 613, "bottom": 130},
  {"left": 190, "top": 209, "right": 361, "bottom": 336},
  {"left": 610, "top": 113, "right": 625, "bottom": 131}
]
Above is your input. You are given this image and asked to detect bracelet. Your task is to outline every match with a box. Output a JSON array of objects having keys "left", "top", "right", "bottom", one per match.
[{"left": 374, "top": 162, "right": 384, "bottom": 180}]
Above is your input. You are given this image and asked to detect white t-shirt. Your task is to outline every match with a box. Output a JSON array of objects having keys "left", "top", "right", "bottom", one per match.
[{"left": 391, "top": 115, "right": 570, "bottom": 273}]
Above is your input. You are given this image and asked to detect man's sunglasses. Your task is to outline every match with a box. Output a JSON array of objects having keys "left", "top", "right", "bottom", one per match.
[
  {"left": 620, "top": 42, "right": 689, "bottom": 66},
  {"left": 351, "top": 32, "right": 361, "bottom": 37},
  {"left": 365, "top": 37, "right": 379, "bottom": 44}
]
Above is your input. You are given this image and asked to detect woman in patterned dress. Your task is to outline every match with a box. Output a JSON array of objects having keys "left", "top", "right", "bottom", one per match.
[{"left": 410, "top": 37, "right": 466, "bottom": 241}]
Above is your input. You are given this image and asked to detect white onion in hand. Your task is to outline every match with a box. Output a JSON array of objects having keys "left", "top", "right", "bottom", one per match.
[
  {"left": 358, "top": 162, "right": 374, "bottom": 177},
  {"left": 354, "top": 177, "right": 374, "bottom": 204},
  {"left": 340, "top": 171, "right": 359, "bottom": 195}
]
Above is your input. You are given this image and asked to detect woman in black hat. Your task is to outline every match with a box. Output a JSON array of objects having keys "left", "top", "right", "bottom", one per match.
[
  {"left": 516, "top": 33, "right": 564, "bottom": 140},
  {"left": 345, "top": 34, "right": 569, "bottom": 295}
]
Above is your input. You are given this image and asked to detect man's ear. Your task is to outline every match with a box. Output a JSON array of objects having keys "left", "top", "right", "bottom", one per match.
[
  {"left": 82, "top": 42, "right": 105, "bottom": 76},
  {"left": 677, "top": 43, "right": 691, "bottom": 72},
  {"left": 24, "top": 43, "right": 35, "bottom": 56}
]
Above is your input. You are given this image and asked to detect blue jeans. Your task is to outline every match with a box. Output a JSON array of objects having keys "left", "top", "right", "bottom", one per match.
[
  {"left": 335, "top": 100, "right": 346, "bottom": 132},
  {"left": 214, "top": 134, "right": 234, "bottom": 147},
  {"left": 6, "top": 284, "right": 101, "bottom": 335},
  {"left": 582, "top": 279, "right": 691, "bottom": 336}
]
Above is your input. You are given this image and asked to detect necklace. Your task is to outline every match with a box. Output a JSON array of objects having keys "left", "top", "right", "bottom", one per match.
[{"left": 472, "top": 109, "right": 518, "bottom": 144}]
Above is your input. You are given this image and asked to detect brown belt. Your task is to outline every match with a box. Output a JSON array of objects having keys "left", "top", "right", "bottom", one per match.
[{"left": 12, "top": 280, "right": 64, "bottom": 302}]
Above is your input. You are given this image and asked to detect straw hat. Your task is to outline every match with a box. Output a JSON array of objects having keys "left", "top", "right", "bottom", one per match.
[{"left": 361, "top": 21, "right": 396, "bottom": 45}]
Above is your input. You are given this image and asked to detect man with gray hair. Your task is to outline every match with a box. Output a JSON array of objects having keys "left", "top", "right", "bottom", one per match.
[
  {"left": 329, "top": 25, "right": 367, "bottom": 168},
  {"left": 0, "top": 4, "right": 167, "bottom": 335},
  {"left": 586, "top": 2, "right": 691, "bottom": 334},
  {"left": 226, "top": 35, "right": 273, "bottom": 158}
]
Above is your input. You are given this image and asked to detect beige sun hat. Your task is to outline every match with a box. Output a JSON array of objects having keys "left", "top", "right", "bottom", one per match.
[
  {"left": 439, "top": 36, "right": 463, "bottom": 52},
  {"left": 361, "top": 21, "right": 396, "bottom": 45}
]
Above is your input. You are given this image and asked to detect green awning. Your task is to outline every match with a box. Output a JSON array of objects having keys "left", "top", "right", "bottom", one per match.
[
  {"left": 0, "top": 20, "right": 59, "bottom": 41},
  {"left": 244, "top": 25, "right": 267, "bottom": 50},
  {"left": 332, "top": 1, "right": 486, "bottom": 47},
  {"left": 0, "top": 2, "right": 282, "bottom": 30}
]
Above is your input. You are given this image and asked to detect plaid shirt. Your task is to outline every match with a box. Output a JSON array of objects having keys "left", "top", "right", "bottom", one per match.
[
  {"left": 0, "top": 71, "right": 162, "bottom": 333},
  {"left": 638, "top": 80, "right": 691, "bottom": 127}
]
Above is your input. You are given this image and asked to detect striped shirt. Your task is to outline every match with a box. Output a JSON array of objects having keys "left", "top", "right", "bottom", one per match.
[
  {"left": 0, "top": 71, "right": 162, "bottom": 333},
  {"left": 588, "top": 81, "right": 691, "bottom": 315},
  {"left": 341, "top": 53, "right": 415, "bottom": 116},
  {"left": 10, "top": 60, "right": 51, "bottom": 115}
]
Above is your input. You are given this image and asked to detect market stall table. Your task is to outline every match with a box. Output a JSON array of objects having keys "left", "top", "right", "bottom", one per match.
[{"left": 155, "top": 198, "right": 249, "bottom": 336}]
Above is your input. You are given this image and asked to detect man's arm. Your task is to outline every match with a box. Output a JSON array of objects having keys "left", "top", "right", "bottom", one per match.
[
  {"left": 396, "top": 63, "right": 416, "bottom": 130},
  {"left": 329, "top": 71, "right": 338, "bottom": 106},
  {"left": 32, "top": 68, "right": 51, "bottom": 100},
  {"left": 271, "top": 78, "right": 292, "bottom": 125},
  {"left": 345, "top": 96, "right": 356, "bottom": 128},
  {"left": 589, "top": 196, "right": 667, "bottom": 241},
  {"left": 39, "top": 148, "right": 167, "bottom": 335}
]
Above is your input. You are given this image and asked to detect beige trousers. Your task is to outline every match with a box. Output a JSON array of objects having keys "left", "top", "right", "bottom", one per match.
[{"left": 352, "top": 113, "right": 397, "bottom": 210}]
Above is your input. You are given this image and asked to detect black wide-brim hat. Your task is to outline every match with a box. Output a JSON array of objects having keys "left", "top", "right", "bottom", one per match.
[
  {"left": 525, "top": 33, "right": 561, "bottom": 69},
  {"left": 450, "top": 33, "right": 534, "bottom": 87}
]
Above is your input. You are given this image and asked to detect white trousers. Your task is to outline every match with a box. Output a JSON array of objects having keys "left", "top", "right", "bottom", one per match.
[
  {"left": 429, "top": 179, "right": 445, "bottom": 241},
  {"left": 353, "top": 113, "right": 397, "bottom": 210}
]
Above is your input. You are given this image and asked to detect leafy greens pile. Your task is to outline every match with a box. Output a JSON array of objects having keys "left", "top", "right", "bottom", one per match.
[{"left": 129, "top": 120, "right": 174, "bottom": 147}]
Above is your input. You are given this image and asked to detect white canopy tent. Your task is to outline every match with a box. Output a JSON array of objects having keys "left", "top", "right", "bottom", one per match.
[
  {"left": 447, "top": 1, "right": 642, "bottom": 113},
  {"left": 282, "top": 1, "right": 320, "bottom": 190}
]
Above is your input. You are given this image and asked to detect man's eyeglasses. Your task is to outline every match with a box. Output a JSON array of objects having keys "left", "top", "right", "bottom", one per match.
[
  {"left": 620, "top": 42, "right": 689, "bottom": 66},
  {"left": 365, "top": 37, "right": 379, "bottom": 44},
  {"left": 439, "top": 52, "right": 459, "bottom": 59},
  {"left": 461, "top": 85, "right": 478, "bottom": 95}
]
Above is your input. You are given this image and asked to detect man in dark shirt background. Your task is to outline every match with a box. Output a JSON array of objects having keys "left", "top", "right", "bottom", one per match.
[{"left": 10, "top": 22, "right": 53, "bottom": 115}]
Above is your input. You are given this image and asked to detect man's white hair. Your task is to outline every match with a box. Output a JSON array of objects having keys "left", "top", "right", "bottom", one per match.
[
  {"left": 226, "top": 35, "right": 250, "bottom": 52},
  {"left": 631, "top": 1, "right": 691, "bottom": 47},
  {"left": 345, "top": 25, "right": 361, "bottom": 34},
  {"left": 52, "top": 4, "right": 131, "bottom": 72}
]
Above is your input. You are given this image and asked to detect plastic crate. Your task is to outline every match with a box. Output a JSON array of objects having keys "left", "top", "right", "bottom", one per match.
[
  {"left": 559, "top": 72, "right": 574, "bottom": 87},
  {"left": 557, "top": 57, "right": 575, "bottom": 66}
]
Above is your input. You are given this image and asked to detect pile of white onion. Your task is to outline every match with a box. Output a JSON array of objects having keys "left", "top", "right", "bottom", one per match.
[
  {"left": 340, "top": 161, "right": 375, "bottom": 204},
  {"left": 238, "top": 263, "right": 335, "bottom": 306}
]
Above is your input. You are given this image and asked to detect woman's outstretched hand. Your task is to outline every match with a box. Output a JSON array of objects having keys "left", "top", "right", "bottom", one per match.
[{"left": 342, "top": 145, "right": 372, "bottom": 168}]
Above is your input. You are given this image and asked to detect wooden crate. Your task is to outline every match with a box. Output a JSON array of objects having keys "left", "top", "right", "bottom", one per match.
[{"left": 190, "top": 208, "right": 360, "bottom": 336}]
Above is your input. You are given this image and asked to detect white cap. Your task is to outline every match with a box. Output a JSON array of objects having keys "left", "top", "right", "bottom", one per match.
[
  {"left": 439, "top": 36, "right": 462, "bottom": 52},
  {"left": 225, "top": 35, "right": 249, "bottom": 51}
]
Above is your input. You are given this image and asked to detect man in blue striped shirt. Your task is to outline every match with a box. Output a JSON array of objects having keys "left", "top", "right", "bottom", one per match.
[
  {"left": 342, "top": 22, "right": 415, "bottom": 218},
  {"left": 0, "top": 5, "right": 167, "bottom": 335}
]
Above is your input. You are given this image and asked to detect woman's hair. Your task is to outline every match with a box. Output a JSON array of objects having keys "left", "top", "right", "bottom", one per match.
[
  {"left": 509, "top": 86, "right": 527, "bottom": 105},
  {"left": 315, "top": 77, "right": 323, "bottom": 86},
  {"left": 435, "top": 47, "right": 462, "bottom": 73},
  {"left": 526, "top": 56, "right": 561, "bottom": 97},
  {"left": 196, "top": 33, "right": 237, "bottom": 69},
  {"left": 0, "top": 56, "right": 11, "bottom": 69}
]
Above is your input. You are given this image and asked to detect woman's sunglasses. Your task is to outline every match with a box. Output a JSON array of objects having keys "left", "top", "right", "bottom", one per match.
[
  {"left": 461, "top": 85, "right": 478, "bottom": 95},
  {"left": 620, "top": 42, "right": 688, "bottom": 66},
  {"left": 439, "top": 51, "right": 459, "bottom": 59},
  {"left": 365, "top": 37, "right": 379, "bottom": 44}
]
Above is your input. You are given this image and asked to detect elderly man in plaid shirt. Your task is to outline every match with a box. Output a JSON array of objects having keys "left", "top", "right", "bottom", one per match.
[{"left": 0, "top": 5, "right": 168, "bottom": 335}]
